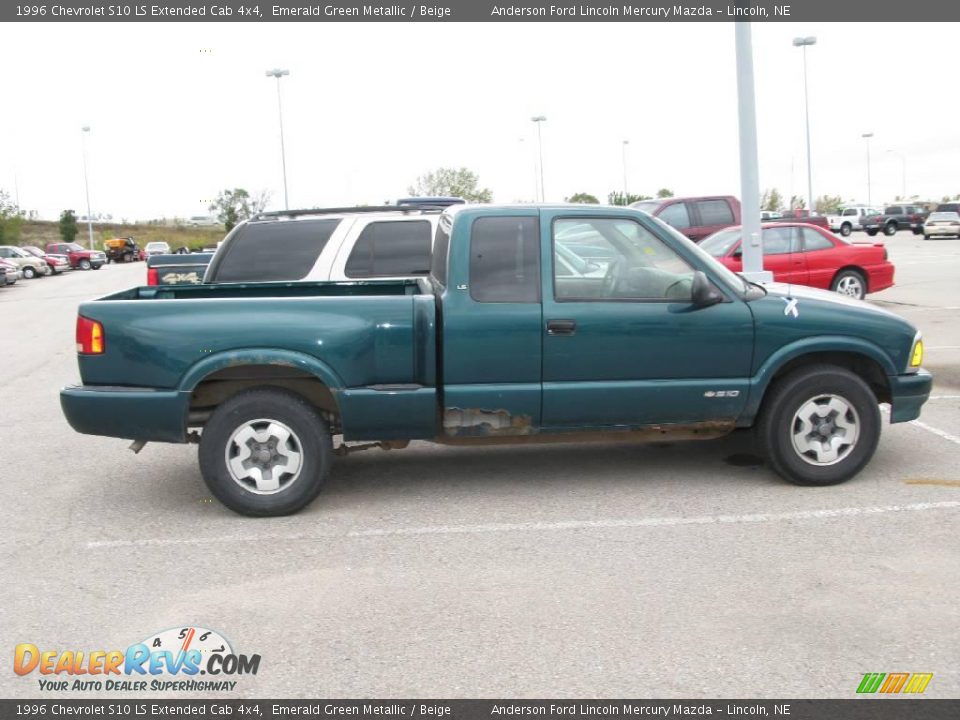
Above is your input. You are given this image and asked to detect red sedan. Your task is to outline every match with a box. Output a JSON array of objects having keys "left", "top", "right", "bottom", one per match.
[{"left": 699, "top": 222, "right": 894, "bottom": 300}]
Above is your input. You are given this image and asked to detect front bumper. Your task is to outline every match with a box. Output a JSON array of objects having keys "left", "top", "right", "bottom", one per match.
[
  {"left": 61, "top": 384, "right": 189, "bottom": 443},
  {"left": 888, "top": 369, "right": 933, "bottom": 423}
]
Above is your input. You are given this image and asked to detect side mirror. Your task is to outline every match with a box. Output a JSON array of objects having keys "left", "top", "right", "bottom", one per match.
[{"left": 691, "top": 271, "right": 724, "bottom": 308}]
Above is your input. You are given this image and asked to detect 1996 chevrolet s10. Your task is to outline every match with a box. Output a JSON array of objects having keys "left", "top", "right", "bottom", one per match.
[{"left": 61, "top": 204, "right": 932, "bottom": 516}]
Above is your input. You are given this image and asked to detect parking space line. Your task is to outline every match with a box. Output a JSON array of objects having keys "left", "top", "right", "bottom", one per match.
[
  {"left": 909, "top": 420, "right": 960, "bottom": 447},
  {"left": 84, "top": 501, "right": 960, "bottom": 549}
]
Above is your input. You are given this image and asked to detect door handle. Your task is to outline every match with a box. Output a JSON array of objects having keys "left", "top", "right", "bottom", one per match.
[{"left": 547, "top": 319, "right": 577, "bottom": 335}]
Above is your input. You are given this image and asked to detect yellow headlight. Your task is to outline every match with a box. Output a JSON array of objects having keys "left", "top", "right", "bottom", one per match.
[{"left": 910, "top": 339, "right": 924, "bottom": 368}]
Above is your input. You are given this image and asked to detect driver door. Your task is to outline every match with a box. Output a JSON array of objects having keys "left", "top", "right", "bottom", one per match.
[{"left": 541, "top": 212, "right": 754, "bottom": 429}]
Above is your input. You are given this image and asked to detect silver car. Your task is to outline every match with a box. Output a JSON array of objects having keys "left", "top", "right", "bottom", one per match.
[{"left": 923, "top": 211, "right": 960, "bottom": 239}]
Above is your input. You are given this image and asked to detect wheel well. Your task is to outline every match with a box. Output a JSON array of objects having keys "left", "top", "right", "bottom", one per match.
[
  {"left": 832, "top": 265, "right": 868, "bottom": 290},
  {"left": 769, "top": 352, "right": 890, "bottom": 404},
  {"left": 188, "top": 364, "right": 340, "bottom": 431}
]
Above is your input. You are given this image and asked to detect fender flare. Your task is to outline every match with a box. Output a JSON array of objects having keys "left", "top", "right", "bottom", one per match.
[
  {"left": 742, "top": 336, "right": 897, "bottom": 422},
  {"left": 178, "top": 348, "right": 346, "bottom": 395}
]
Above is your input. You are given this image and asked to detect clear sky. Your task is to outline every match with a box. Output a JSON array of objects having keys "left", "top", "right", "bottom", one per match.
[{"left": 2, "top": 21, "right": 957, "bottom": 221}]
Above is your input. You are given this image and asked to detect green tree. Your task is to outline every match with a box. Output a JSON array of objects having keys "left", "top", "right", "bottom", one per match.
[
  {"left": 761, "top": 188, "right": 783, "bottom": 212},
  {"left": 565, "top": 192, "right": 600, "bottom": 204},
  {"left": 59, "top": 209, "right": 79, "bottom": 243},
  {"left": 209, "top": 188, "right": 270, "bottom": 232},
  {"left": 789, "top": 195, "right": 807, "bottom": 211},
  {"left": 0, "top": 190, "right": 24, "bottom": 245},
  {"left": 608, "top": 191, "right": 651, "bottom": 206},
  {"left": 656, "top": 188, "right": 674, "bottom": 198},
  {"left": 407, "top": 167, "right": 493, "bottom": 203},
  {"left": 815, "top": 195, "right": 844, "bottom": 215}
]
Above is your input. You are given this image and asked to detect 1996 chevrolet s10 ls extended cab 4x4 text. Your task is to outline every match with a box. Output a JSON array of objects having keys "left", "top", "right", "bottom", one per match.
[{"left": 61, "top": 204, "right": 932, "bottom": 516}]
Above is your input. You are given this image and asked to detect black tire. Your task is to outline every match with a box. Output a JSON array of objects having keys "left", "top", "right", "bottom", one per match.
[
  {"left": 198, "top": 388, "right": 332, "bottom": 516},
  {"left": 923, "top": 235, "right": 930, "bottom": 240},
  {"left": 840, "top": 223, "right": 852, "bottom": 237},
  {"left": 123, "top": 252, "right": 132, "bottom": 263},
  {"left": 830, "top": 268, "right": 867, "bottom": 299},
  {"left": 757, "top": 365, "right": 881, "bottom": 487},
  {"left": 92, "top": 264, "right": 102, "bottom": 270},
  {"left": 883, "top": 223, "right": 897, "bottom": 237},
  {"left": 22, "top": 266, "right": 36, "bottom": 279},
  {"left": 865, "top": 230, "right": 878, "bottom": 237},
  {"left": 79, "top": 259, "right": 91, "bottom": 270}
]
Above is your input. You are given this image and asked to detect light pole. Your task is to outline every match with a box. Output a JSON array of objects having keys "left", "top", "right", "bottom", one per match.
[
  {"left": 531, "top": 115, "right": 546, "bottom": 202},
  {"left": 735, "top": 23, "right": 770, "bottom": 282},
  {"left": 265, "top": 68, "right": 290, "bottom": 209},
  {"left": 622, "top": 139, "right": 630, "bottom": 203},
  {"left": 887, "top": 149, "right": 906, "bottom": 199},
  {"left": 792, "top": 36, "right": 816, "bottom": 214},
  {"left": 80, "top": 126, "right": 94, "bottom": 249},
  {"left": 861, "top": 132, "right": 874, "bottom": 206}
]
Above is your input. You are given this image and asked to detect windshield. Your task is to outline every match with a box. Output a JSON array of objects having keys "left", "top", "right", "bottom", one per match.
[
  {"left": 699, "top": 228, "right": 741, "bottom": 257},
  {"left": 22, "top": 247, "right": 43, "bottom": 257},
  {"left": 644, "top": 215, "right": 750, "bottom": 294},
  {"left": 146, "top": 242, "right": 169, "bottom": 250},
  {"left": 928, "top": 212, "right": 960, "bottom": 222},
  {"left": 65, "top": 243, "right": 84, "bottom": 251}
]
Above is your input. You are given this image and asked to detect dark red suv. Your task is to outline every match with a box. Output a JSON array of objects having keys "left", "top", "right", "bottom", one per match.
[{"left": 630, "top": 196, "right": 741, "bottom": 242}]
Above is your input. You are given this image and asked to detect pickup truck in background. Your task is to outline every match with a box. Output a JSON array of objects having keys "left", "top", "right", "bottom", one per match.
[
  {"left": 826, "top": 206, "right": 881, "bottom": 237},
  {"left": 61, "top": 204, "right": 931, "bottom": 516},
  {"left": 46, "top": 242, "right": 106, "bottom": 270},
  {"left": 860, "top": 204, "right": 928, "bottom": 237},
  {"left": 147, "top": 252, "right": 214, "bottom": 286}
]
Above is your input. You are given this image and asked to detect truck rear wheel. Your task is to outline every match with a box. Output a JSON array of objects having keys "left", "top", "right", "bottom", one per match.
[
  {"left": 198, "top": 388, "right": 332, "bottom": 516},
  {"left": 756, "top": 365, "right": 880, "bottom": 487},
  {"left": 840, "top": 223, "right": 852, "bottom": 237}
]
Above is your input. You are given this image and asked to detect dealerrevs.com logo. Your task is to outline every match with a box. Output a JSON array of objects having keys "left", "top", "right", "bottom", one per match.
[{"left": 14, "top": 626, "right": 261, "bottom": 692}]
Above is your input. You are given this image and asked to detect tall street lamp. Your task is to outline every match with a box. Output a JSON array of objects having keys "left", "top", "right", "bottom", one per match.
[
  {"left": 861, "top": 132, "right": 874, "bottom": 206},
  {"left": 792, "top": 35, "right": 816, "bottom": 214},
  {"left": 621, "top": 139, "right": 630, "bottom": 202},
  {"left": 531, "top": 115, "right": 546, "bottom": 202},
  {"left": 887, "top": 149, "right": 906, "bottom": 199},
  {"left": 265, "top": 68, "right": 290, "bottom": 210},
  {"left": 80, "top": 126, "right": 94, "bottom": 249}
]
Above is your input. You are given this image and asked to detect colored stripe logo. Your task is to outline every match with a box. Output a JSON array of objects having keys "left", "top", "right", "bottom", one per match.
[{"left": 857, "top": 673, "right": 933, "bottom": 694}]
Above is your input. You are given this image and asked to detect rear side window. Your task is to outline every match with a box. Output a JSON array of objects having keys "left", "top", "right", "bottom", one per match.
[
  {"left": 801, "top": 228, "right": 834, "bottom": 251},
  {"left": 431, "top": 217, "right": 452, "bottom": 286},
  {"left": 658, "top": 202, "right": 691, "bottom": 229},
  {"left": 345, "top": 220, "right": 432, "bottom": 278},
  {"left": 696, "top": 199, "right": 735, "bottom": 226},
  {"left": 469, "top": 216, "right": 540, "bottom": 303},
  {"left": 213, "top": 219, "right": 338, "bottom": 283}
]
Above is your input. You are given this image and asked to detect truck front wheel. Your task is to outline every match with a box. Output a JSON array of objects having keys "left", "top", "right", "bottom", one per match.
[
  {"left": 757, "top": 365, "right": 880, "bottom": 487},
  {"left": 199, "top": 388, "right": 332, "bottom": 516}
]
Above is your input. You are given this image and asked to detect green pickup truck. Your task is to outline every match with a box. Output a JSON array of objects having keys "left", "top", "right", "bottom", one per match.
[{"left": 61, "top": 204, "right": 931, "bottom": 516}]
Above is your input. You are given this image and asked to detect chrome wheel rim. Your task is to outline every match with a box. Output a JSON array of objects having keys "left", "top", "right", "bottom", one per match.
[
  {"left": 836, "top": 275, "right": 863, "bottom": 298},
  {"left": 790, "top": 394, "right": 860, "bottom": 466},
  {"left": 224, "top": 418, "right": 303, "bottom": 494}
]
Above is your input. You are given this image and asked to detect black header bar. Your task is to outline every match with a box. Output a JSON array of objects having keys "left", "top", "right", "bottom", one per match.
[{"left": 4, "top": 1, "right": 960, "bottom": 23}]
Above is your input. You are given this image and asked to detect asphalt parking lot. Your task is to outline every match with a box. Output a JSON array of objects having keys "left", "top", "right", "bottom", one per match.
[{"left": 2, "top": 233, "right": 958, "bottom": 699}]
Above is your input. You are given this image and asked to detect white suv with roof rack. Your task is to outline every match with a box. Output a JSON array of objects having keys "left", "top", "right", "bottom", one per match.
[{"left": 203, "top": 206, "right": 447, "bottom": 284}]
